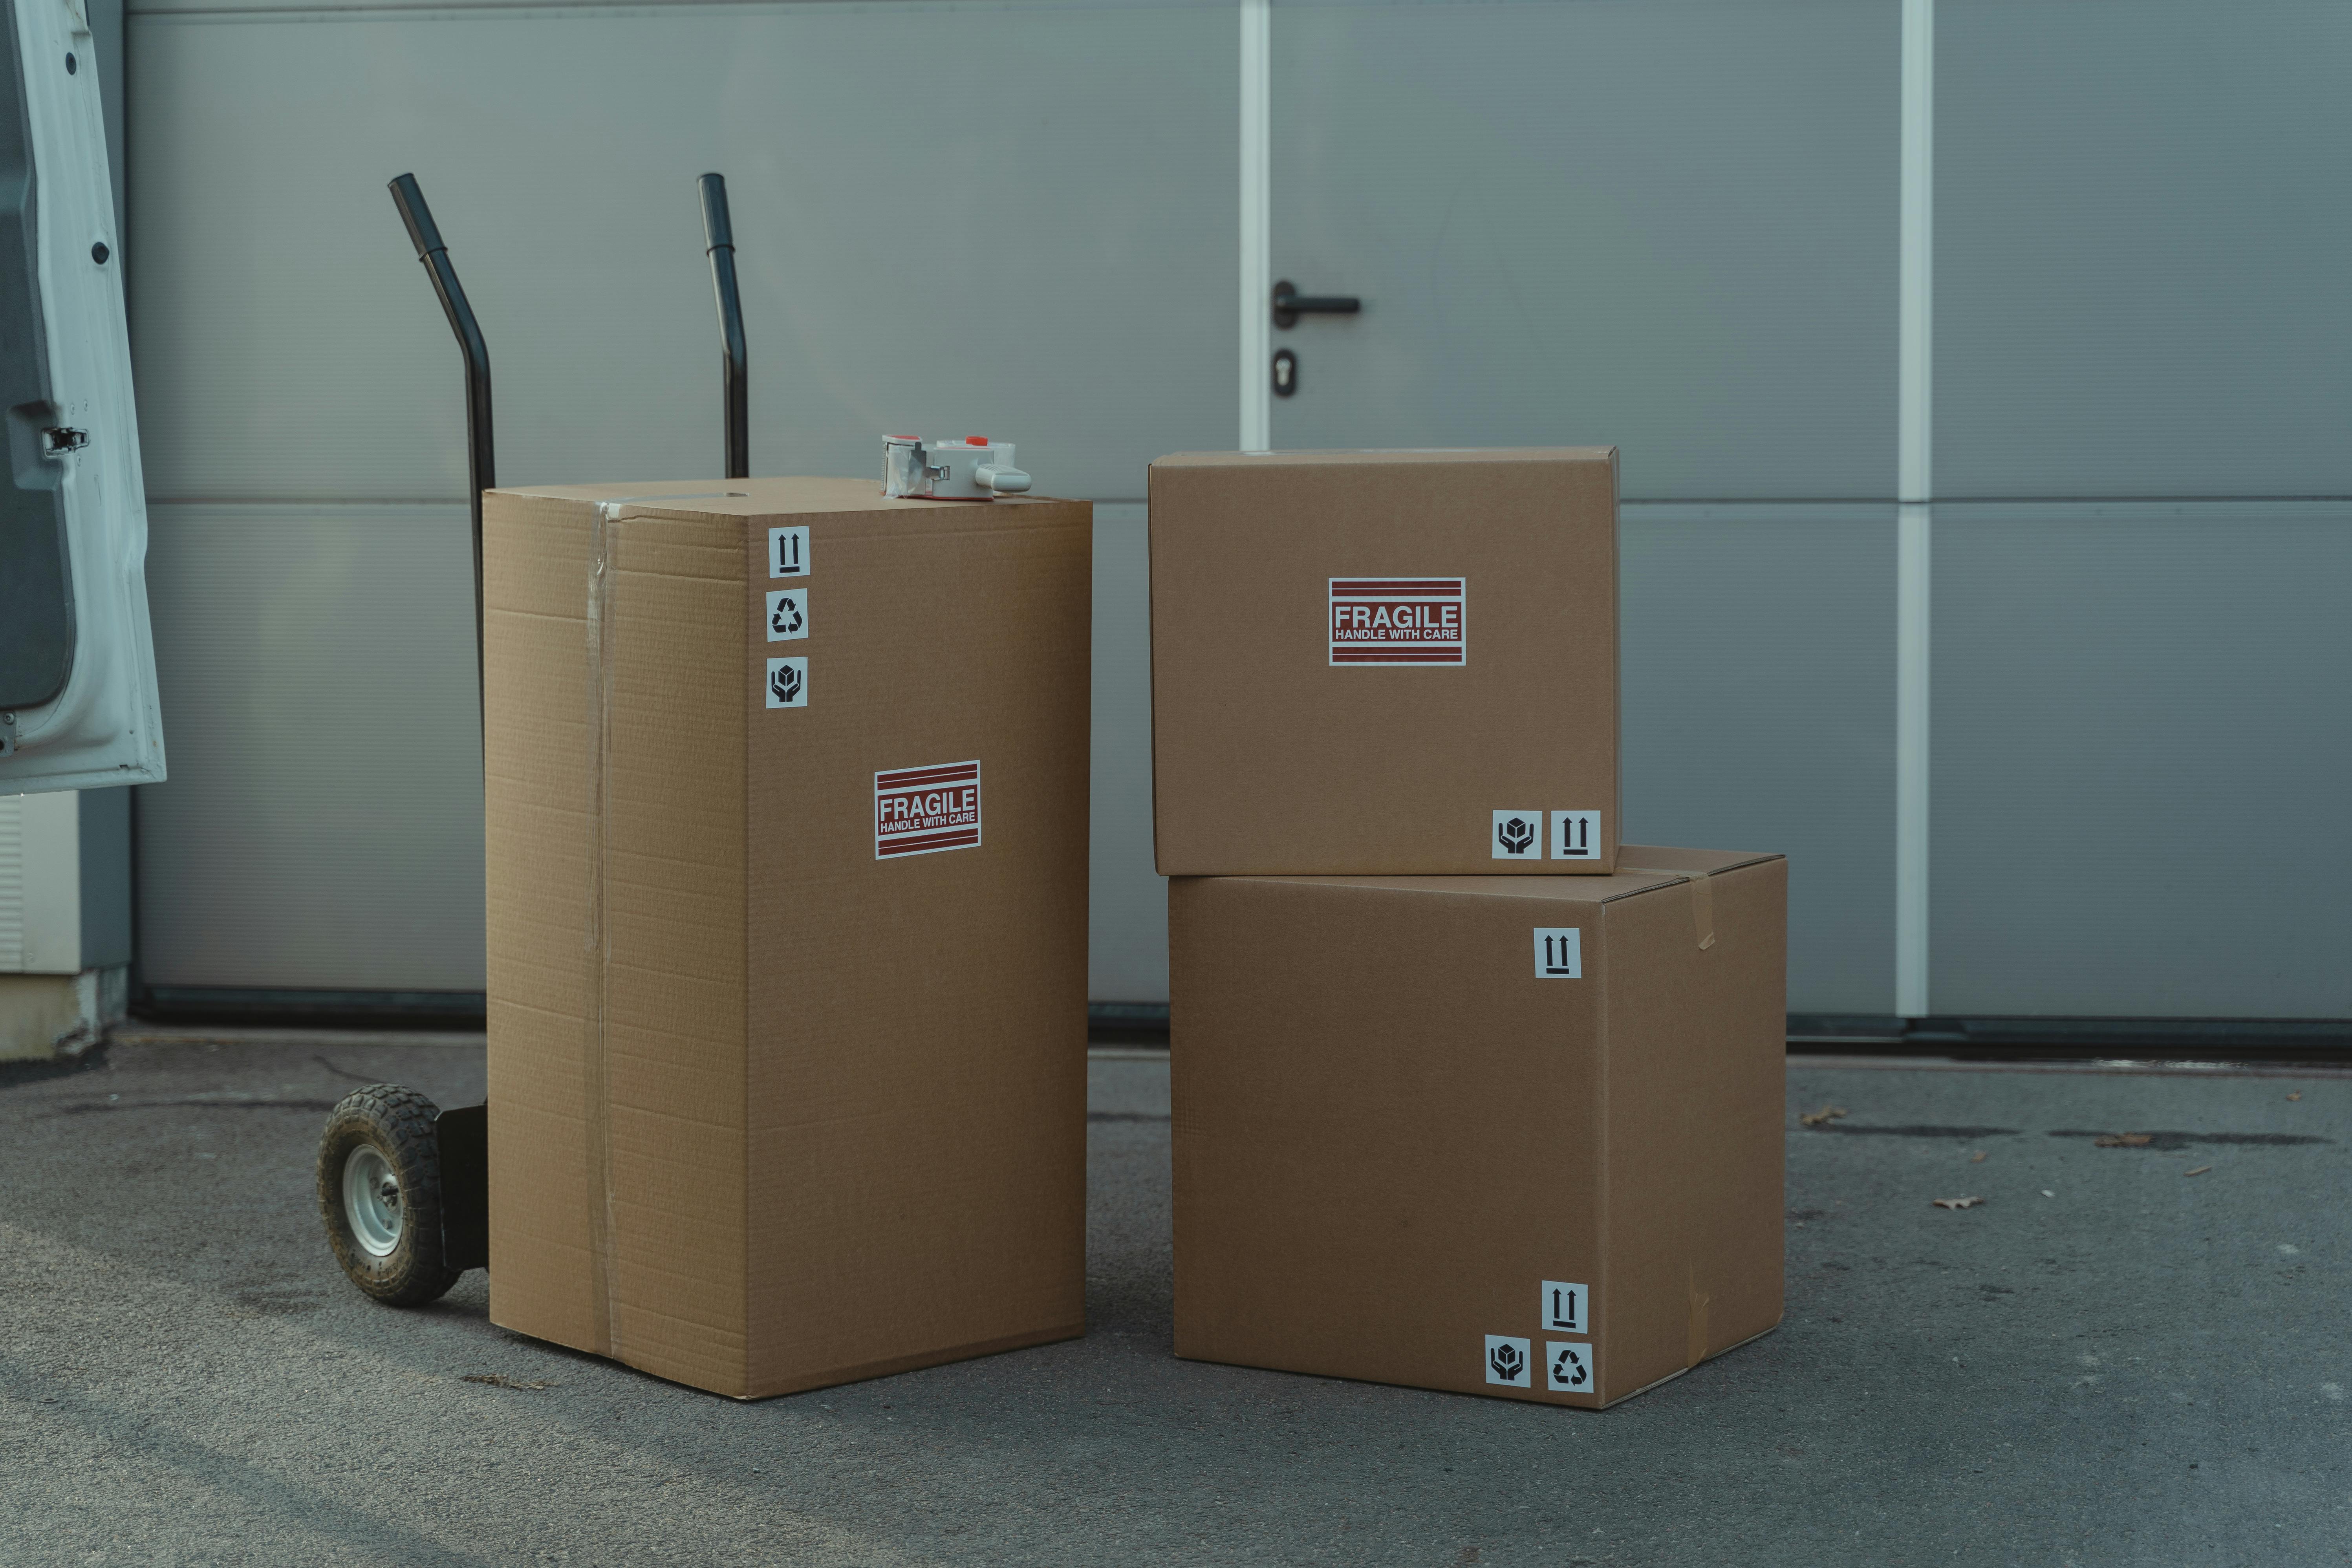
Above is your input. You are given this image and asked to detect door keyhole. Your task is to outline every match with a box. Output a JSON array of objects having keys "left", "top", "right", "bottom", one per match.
[{"left": 1272, "top": 348, "right": 1298, "bottom": 399}]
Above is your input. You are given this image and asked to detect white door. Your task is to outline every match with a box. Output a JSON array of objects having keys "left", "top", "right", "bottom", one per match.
[{"left": 1261, "top": 0, "right": 1899, "bottom": 1016}]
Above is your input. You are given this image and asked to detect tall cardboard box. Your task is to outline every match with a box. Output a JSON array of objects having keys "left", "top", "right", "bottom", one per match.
[
  {"left": 481, "top": 478, "right": 1090, "bottom": 1399},
  {"left": 1170, "top": 846, "right": 1786, "bottom": 1407},
  {"left": 1149, "top": 448, "right": 1619, "bottom": 875}
]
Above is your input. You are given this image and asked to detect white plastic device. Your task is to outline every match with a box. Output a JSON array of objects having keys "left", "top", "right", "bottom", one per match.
[{"left": 882, "top": 435, "right": 1032, "bottom": 500}]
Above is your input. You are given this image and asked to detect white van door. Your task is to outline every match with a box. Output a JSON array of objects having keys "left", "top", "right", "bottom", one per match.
[{"left": 0, "top": 0, "right": 161, "bottom": 793}]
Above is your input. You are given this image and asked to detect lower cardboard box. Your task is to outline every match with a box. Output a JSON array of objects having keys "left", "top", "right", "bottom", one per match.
[{"left": 1168, "top": 846, "right": 1787, "bottom": 1408}]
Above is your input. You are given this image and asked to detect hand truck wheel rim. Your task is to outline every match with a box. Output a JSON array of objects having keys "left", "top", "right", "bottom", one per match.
[{"left": 341, "top": 1143, "right": 404, "bottom": 1257}]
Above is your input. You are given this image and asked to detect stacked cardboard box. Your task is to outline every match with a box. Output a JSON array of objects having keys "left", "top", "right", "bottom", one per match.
[
  {"left": 481, "top": 479, "right": 1090, "bottom": 1399},
  {"left": 1149, "top": 450, "right": 1786, "bottom": 1409}
]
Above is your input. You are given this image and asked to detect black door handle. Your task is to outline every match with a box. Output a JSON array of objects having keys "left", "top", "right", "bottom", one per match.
[{"left": 1272, "top": 280, "right": 1360, "bottom": 330}]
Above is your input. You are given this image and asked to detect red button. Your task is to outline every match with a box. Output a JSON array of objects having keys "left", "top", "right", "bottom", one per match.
[{"left": 965, "top": 435, "right": 989, "bottom": 445}]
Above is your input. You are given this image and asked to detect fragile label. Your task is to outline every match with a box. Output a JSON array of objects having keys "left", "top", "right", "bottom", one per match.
[
  {"left": 1541, "top": 1280, "right": 1588, "bottom": 1332},
  {"left": 768, "top": 525, "right": 808, "bottom": 579},
  {"left": 764, "top": 657, "right": 807, "bottom": 709},
  {"left": 1533, "top": 928, "right": 1582, "bottom": 979},
  {"left": 1493, "top": 810, "right": 1542, "bottom": 860},
  {"left": 1545, "top": 1340, "right": 1595, "bottom": 1393},
  {"left": 1483, "top": 1334, "right": 1532, "bottom": 1388},
  {"left": 875, "top": 760, "right": 981, "bottom": 859},
  {"left": 765, "top": 589, "right": 807, "bottom": 641},
  {"left": 1329, "top": 578, "right": 1465, "bottom": 665},
  {"left": 1551, "top": 811, "right": 1601, "bottom": 861}
]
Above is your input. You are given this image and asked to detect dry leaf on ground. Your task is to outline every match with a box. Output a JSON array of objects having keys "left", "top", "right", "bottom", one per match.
[
  {"left": 2093, "top": 1133, "right": 2152, "bottom": 1148},
  {"left": 1800, "top": 1105, "right": 1849, "bottom": 1127},
  {"left": 2184, "top": 1165, "right": 2213, "bottom": 1177},
  {"left": 1932, "top": 1196, "right": 1984, "bottom": 1210},
  {"left": 461, "top": 1374, "right": 554, "bottom": 1391},
  {"left": 2288, "top": 1091, "right": 2302, "bottom": 1102},
  {"left": 1969, "top": 1151, "right": 1987, "bottom": 1163}
]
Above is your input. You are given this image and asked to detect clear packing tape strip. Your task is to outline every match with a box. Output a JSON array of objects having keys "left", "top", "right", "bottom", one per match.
[
  {"left": 584, "top": 500, "right": 620, "bottom": 1359},
  {"left": 1621, "top": 865, "right": 1721, "bottom": 1374},
  {"left": 581, "top": 492, "right": 745, "bottom": 1360},
  {"left": 1617, "top": 865, "right": 1717, "bottom": 951}
]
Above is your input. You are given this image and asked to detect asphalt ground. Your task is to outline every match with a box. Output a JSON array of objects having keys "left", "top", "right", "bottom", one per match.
[{"left": 1, "top": 1037, "right": 2347, "bottom": 1566}]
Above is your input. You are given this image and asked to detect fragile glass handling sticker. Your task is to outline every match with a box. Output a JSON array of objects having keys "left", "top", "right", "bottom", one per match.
[
  {"left": 764, "top": 657, "right": 806, "bottom": 709},
  {"left": 1545, "top": 1340, "right": 1595, "bottom": 1393},
  {"left": 1329, "top": 577, "right": 1465, "bottom": 664},
  {"left": 1484, "top": 1335, "right": 1532, "bottom": 1387},
  {"left": 1494, "top": 810, "right": 1542, "bottom": 860},
  {"left": 875, "top": 760, "right": 981, "bottom": 858}
]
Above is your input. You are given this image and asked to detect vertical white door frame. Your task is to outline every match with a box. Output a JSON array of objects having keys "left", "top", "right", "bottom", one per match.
[
  {"left": 1896, "top": 0, "right": 1933, "bottom": 1019},
  {"left": 1238, "top": 0, "right": 1271, "bottom": 450}
]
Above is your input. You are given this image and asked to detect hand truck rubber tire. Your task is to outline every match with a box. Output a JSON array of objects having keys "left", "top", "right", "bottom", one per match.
[{"left": 317, "top": 1083, "right": 463, "bottom": 1307}]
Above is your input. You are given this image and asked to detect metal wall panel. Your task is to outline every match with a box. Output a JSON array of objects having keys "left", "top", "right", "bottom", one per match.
[
  {"left": 1931, "top": 504, "right": 2352, "bottom": 1017},
  {"left": 77, "top": 787, "right": 132, "bottom": 970},
  {"left": 1268, "top": 0, "right": 1897, "bottom": 500},
  {"left": 126, "top": 1, "right": 1232, "bottom": 995},
  {"left": 1621, "top": 507, "right": 1896, "bottom": 1015},
  {"left": 128, "top": 1, "right": 1235, "bottom": 503},
  {"left": 1937, "top": 1, "right": 2352, "bottom": 498},
  {"left": 137, "top": 503, "right": 485, "bottom": 990},
  {"left": 1089, "top": 503, "right": 1164, "bottom": 1002}
]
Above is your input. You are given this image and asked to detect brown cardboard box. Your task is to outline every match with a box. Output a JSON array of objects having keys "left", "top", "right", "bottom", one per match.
[
  {"left": 1169, "top": 846, "right": 1786, "bottom": 1408},
  {"left": 1149, "top": 449, "right": 1619, "bottom": 875},
  {"left": 481, "top": 478, "right": 1090, "bottom": 1400}
]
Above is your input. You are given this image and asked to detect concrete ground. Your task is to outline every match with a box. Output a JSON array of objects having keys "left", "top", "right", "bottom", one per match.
[{"left": 1, "top": 1036, "right": 2347, "bottom": 1567}]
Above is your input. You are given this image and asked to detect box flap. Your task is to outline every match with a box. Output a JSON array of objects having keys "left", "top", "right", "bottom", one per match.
[
  {"left": 1607, "top": 844, "right": 1783, "bottom": 900},
  {"left": 1153, "top": 447, "right": 1615, "bottom": 470},
  {"left": 1212, "top": 872, "right": 1653, "bottom": 907},
  {"left": 1171, "top": 857, "right": 1779, "bottom": 910}
]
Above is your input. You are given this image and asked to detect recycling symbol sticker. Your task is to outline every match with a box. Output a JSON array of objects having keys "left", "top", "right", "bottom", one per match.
[
  {"left": 765, "top": 589, "right": 807, "bottom": 642},
  {"left": 1545, "top": 1340, "right": 1594, "bottom": 1393}
]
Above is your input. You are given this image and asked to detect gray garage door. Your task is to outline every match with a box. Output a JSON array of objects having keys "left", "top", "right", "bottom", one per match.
[{"left": 128, "top": 0, "right": 2350, "bottom": 1029}]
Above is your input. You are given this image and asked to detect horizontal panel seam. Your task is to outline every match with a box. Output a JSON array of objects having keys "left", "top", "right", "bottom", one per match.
[
  {"left": 141, "top": 494, "right": 2352, "bottom": 511},
  {"left": 127, "top": 0, "right": 1223, "bottom": 23},
  {"left": 145, "top": 494, "right": 1152, "bottom": 507}
]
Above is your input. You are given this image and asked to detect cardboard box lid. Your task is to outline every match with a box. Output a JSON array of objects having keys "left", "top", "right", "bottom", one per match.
[
  {"left": 1153, "top": 447, "right": 1616, "bottom": 470},
  {"left": 488, "top": 476, "right": 1076, "bottom": 519}
]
